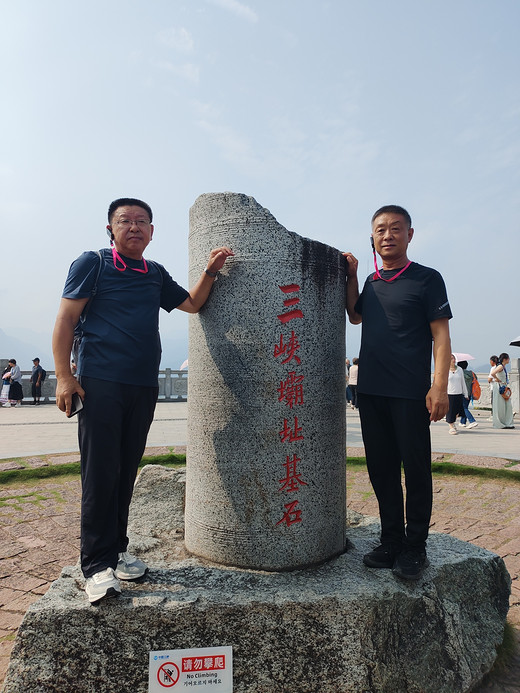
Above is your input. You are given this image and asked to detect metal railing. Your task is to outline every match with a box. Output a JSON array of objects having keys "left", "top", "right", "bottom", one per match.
[
  {"left": 11, "top": 369, "right": 188, "bottom": 403},
  {"left": 3, "top": 359, "right": 519, "bottom": 412}
]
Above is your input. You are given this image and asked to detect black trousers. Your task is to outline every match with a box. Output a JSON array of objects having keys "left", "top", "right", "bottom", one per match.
[
  {"left": 446, "top": 393, "right": 464, "bottom": 424},
  {"left": 78, "top": 376, "right": 158, "bottom": 578},
  {"left": 357, "top": 393, "right": 432, "bottom": 550}
]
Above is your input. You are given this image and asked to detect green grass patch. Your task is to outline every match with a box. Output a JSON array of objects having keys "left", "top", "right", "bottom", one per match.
[
  {"left": 138, "top": 453, "right": 185, "bottom": 468},
  {"left": 346, "top": 456, "right": 520, "bottom": 483},
  {"left": 0, "top": 453, "right": 186, "bottom": 486},
  {"left": 431, "top": 461, "right": 520, "bottom": 483},
  {"left": 0, "top": 491, "right": 49, "bottom": 510},
  {"left": 0, "top": 463, "right": 82, "bottom": 486},
  {"left": 1, "top": 453, "right": 519, "bottom": 486},
  {"left": 346, "top": 457, "right": 367, "bottom": 466}
]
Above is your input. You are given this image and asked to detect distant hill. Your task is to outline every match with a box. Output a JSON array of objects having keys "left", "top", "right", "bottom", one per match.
[
  {"left": 0, "top": 328, "right": 53, "bottom": 370},
  {"left": 474, "top": 363, "right": 490, "bottom": 373}
]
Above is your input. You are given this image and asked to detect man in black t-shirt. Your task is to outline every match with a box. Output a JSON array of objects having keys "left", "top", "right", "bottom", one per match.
[
  {"left": 344, "top": 205, "right": 452, "bottom": 580},
  {"left": 30, "top": 357, "right": 43, "bottom": 405}
]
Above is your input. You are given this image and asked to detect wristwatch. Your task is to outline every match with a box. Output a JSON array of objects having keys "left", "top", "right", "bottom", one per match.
[{"left": 205, "top": 268, "right": 218, "bottom": 278}]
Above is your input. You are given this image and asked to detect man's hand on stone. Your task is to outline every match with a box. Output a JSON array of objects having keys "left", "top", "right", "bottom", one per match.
[
  {"left": 342, "top": 252, "right": 358, "bottom": 279},
  {"left": 207, "top": 246, "right": 234, "bottom": 274}
]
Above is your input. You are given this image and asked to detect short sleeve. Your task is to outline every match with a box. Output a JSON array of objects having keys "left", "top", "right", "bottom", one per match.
[
  {"left": 62, "top": 251, "right": 103, "bottom": 300},
  {"left": 425, "top": 270, "right": 452, "bottom": 323},
  {"left": 157, "top": 264, "right": 190, "bottom": 312}
]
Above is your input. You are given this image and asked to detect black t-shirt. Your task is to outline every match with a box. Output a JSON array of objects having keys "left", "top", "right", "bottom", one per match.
[{"left": 354, "top": 262, "right": 452, "bottom": 400}]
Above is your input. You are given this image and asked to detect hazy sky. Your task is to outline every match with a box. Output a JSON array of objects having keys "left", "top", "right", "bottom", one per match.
[{"left": 2, "top": 0, "right": 519, "bottom": 369}]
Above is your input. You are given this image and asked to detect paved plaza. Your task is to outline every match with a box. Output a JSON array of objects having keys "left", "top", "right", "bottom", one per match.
[
  {"left": 1, "top": 401, "right": 519, "bottom": 461},
  {"left": 1, "top": 404, "right": 519, "bottom": 691}
]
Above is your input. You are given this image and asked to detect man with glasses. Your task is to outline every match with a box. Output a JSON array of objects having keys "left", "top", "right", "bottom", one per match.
[
  {"left": 344, "top": 205, "right": 452, "bottom": 580},
  {"left": 52, "top": 197, "right": 233, "bottom": 603}
]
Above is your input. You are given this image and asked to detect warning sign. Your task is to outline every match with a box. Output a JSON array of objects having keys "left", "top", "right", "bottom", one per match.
[
  {"left": 157, "top": 661, "right": 180, "bottom": 687},
  {"left": 149, "top": 646, "right": 232, "bottom": 693}
]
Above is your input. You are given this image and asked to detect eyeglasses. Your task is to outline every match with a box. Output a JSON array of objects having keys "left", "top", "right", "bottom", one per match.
[{"left": 114, "top": 219, "right": 151, "bottom": 229}]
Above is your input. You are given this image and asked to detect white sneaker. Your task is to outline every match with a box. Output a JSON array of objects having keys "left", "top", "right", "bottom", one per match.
[
  {"left": 85, "top": 567, "right": 121, "bottom": 604},
  {"left": 115, "top": 551, "right": 148, "bottom": 580},
  {"left": 467, "top": 421, "right": 478, "bottom": 429},
  {"left": 2, "top": 403, "right": 11, "bottom": 407},
  {"left": 458, "top": 423, "right": 466, "bottom": 428},
  {"left": 449, "top": 427, "right": 458, "bottom": 435},
  {"left": 14, "top": 402, "right": 22, "bottom": 407}
]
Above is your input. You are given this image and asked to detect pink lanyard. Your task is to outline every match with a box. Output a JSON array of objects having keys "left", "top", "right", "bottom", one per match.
[
  {"left": 373, "top": 252, "right": 411, "bottom": 282},
  {"left": 111, "top": 246, "right": 148, "bottom": 273}
]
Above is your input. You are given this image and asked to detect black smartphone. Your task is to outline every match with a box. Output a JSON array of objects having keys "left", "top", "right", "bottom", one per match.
[{"left": 68, "top": 392, "right": 84, "bottom": 418}]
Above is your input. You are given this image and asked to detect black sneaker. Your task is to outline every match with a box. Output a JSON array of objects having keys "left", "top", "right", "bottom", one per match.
[
  {"left": 363, "top": 544, "right": 402, "bottom": 569},
  {"left": 392, "top": 548, "right": 430, "bottom": 581}
]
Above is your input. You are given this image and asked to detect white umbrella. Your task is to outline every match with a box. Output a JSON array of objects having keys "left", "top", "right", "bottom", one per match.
[
  {"left": 510, "top": 336, "right": 520, "bottom": 347},
  {"left": 453, "top": 352, "right": 475, "bottom": 362}
]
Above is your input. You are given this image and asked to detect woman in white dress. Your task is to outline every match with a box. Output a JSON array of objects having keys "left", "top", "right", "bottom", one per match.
[{"left": 490, "top": 353, "right": 514, "bottom": 429}]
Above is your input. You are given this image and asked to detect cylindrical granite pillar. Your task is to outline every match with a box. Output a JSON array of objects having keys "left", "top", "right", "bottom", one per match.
[{"left": 185, "top": 193, "right": 346, "bottom": 570}]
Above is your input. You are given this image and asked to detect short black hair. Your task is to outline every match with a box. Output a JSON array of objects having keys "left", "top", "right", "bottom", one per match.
[
  {"left": 108, "top": 198, "right": 153, "bottom": 224},
  {"left": 371, "top": 205, "right": 412, "bottom": 229}
]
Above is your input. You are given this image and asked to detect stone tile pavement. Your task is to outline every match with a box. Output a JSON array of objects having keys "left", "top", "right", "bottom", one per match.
[{"left": 1, "top": 447, "right": 520, "bottom": 691}]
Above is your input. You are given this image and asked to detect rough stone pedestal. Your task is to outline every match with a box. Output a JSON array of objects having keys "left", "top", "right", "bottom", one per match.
[{"left": 3, "top": 466, "right": 511, "bottom": 693}]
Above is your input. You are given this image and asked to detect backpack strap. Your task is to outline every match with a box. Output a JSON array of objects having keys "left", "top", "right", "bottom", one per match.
[
  {"left": 79, "top": 250, "right": 103, "bottom": 321},
  {"left": 73, "top": 251, "right": 103, "bottom": 364}
]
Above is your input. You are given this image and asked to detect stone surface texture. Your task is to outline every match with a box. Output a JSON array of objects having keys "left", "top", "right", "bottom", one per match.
[
  {"left": 186, "top": 192, "right": 347, "bottom": 570},
  {"left": 3, "top": 466, "right": 511, "bottom": 693}
]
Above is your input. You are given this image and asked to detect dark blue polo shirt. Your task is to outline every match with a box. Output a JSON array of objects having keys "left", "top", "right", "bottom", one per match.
[{"left": 62, "top": 248, "right": 189, "bottom": 386}]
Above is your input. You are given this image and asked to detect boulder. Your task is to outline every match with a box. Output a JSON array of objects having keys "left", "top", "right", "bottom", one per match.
[{"left": 3, "top": 466, "right": 510, "bottom": 693}]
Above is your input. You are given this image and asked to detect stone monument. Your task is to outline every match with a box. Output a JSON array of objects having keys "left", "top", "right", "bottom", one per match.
[
  {"left": 186, "top": 192, "right": 347, "bottom": 570},
  {"left": 2, "top": 194, "right": 511, "bottom": 693}
]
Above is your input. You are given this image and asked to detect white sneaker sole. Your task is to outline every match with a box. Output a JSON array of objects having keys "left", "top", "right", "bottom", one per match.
[
  {"left": 87, "top": 585, "right": 121, "bottom": 604},
  {"left": 115, "top": 566, "right": 148, "bottom": 581}
]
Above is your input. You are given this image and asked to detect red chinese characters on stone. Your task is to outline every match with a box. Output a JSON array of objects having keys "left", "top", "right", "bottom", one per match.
[
  {"left": 278, "top": 371, "right": 304, "bottom": 408},
  {"left": 276, "top": 500, "right": 303, "bottom": 526},
  {"left": 279, "top": 454, "right": 308, "bottom": 492},
  {"left": 277, "top": 284, "right": 304, "bottom": 324},
  {"left": 273, "top": 331, "right": 301, "bottom": 365},
  {"left": 279, "top": 416, "right": 304, "bottom": 443},
  {"left": 275, "top": 283, "right": 307, "bottom": 529}
]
